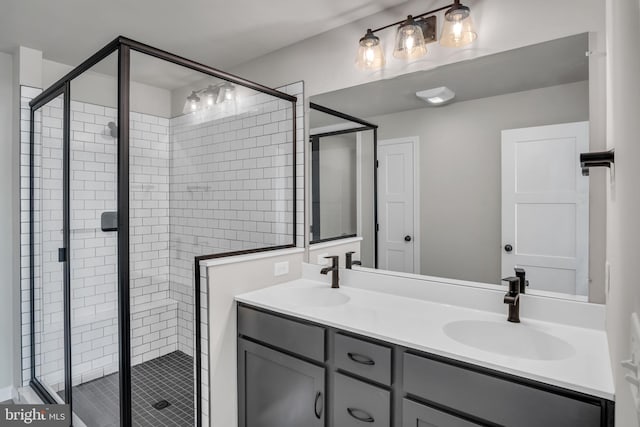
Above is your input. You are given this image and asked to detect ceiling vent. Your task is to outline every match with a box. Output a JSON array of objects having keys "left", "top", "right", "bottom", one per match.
[{"left": 416, "top": 86, "right": 455, "bottom": 105}]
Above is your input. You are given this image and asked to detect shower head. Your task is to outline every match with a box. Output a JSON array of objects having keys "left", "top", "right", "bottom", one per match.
[{"left": 107, "top": 121, "right": 118, "bottom": 138}]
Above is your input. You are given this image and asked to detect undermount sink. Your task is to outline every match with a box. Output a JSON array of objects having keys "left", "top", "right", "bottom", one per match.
[
  {"left": 443, "top": 320, "right": 575, "bottom": 361},
  {"left": 286, "top": 287, "right": 351, "bottom": 307}
]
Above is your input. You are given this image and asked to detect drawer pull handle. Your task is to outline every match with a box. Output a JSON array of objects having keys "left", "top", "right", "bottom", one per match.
[
  {"left": 347, "top": 407, "right": 375, "bottom": 423},
  {"left": 348, "top": 352, "right": 375, "bottom": 366},
  {"left": 314, "top": 391, "right": 323, "bottom": 419}
]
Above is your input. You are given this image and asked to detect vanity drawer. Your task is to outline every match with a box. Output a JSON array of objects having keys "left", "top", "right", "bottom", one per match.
[
  {"left": 237, "top": 305, "right": 325, "bottom": 362},
  {"left": 334, "top": 333, "right": 392, "bottom": 385},
  {"left": 402, "top": 399, "right": 481, "bottom": 427},
  {"left": 403, "top": 352, "right": 602, "bottom": 427},
  {"left": 333, "top": 372, "right": 390, "bottom": 427}
]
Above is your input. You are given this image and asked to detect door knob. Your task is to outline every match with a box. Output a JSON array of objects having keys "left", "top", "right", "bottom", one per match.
[
  {"left": 404, "top": 235, "right": 412, "bottom": 242},
  {"left": 504, "top": 244, "right": 513, "bottom": 253}
]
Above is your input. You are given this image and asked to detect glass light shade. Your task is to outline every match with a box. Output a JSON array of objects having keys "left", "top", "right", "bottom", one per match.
[
  {"left": 182, "top": 91, "right": 201, "bottom": 114},
  {"left": 393, "top": 17, "right": 427, "bottom": 60},
  {"left": 217, "top": 82, "right": 236, "bottom": 104},
  {"left": 355, "top": 30, "right": 385, "bottom": 70},
  {"left": 440, "top": 4, "right": 477, "bottom": 47},
  {"left": 202, "top": 85, "right": 218, "bottom": 107}
]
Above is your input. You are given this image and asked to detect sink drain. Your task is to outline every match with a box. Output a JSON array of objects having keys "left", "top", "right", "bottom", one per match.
[{"left": 152, "top": 400, "right": 171, "bottom": 410}]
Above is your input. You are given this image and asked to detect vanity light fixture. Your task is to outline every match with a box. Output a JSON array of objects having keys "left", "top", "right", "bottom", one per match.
[
  {"left": 416, "top": 86, "right": 456, "bottom": 105},
  {"left": 355, "top": 0, "right": 476, "bottom": 70},
  {"left": 182, "top": 82, "right": 237, "bottom": 114}
]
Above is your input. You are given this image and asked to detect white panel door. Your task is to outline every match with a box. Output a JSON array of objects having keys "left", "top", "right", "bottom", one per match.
[
  {"left": 378, "top": 138, "right": 417, "bottom": 273},
  {"left": 501, "top": 122, "right": 589, "bottom": 296}
]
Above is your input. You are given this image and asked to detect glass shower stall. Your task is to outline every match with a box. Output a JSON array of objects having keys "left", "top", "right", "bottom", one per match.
[{"left": 25, "top": 37, "right": 298, "bottom": 427}]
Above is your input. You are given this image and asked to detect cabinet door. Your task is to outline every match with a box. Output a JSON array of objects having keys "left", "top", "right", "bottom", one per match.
[
  {"left": 238, "top": 339, "right": 325, "bottom": 427},
  {"left": 403, "top": 399, "right": 481, "bottom": 427}
]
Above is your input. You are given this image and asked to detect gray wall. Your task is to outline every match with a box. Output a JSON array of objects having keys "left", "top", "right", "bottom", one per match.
[
  {"left": 370, "top": 81, "right": 590, "bottom": 285},
  {"left": 44, "top": 59, "right": 172, "bottom": 118}
]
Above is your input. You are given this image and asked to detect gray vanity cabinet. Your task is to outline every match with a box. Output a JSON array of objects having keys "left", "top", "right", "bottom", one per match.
[
  {"left": 237, "top": 339, "right": 325, "bottom": 427},
  {"left": 402, "top": 399, "right": 481, "bottom": 427},
  {"left": 237, "top": 303, "right": 614, "bottom": 427}
]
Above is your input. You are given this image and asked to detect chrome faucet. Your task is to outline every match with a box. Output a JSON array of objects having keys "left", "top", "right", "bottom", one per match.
[
  {"left": 320, "top": 255, "right": 340, "bottom": 288},
  {"left": 502, "top": 276, "right": 521, "bottom": 323},
  {"left": 345, "top": 251, "right": 362, "bottom": 269}
]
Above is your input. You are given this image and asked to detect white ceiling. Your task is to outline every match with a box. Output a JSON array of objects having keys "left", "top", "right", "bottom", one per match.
[
  {"left": 0, "top": 0, "right": 405, "bottom": 71},
  {"left": 311, "top": 33, "right": 589, "bottom": 127}
]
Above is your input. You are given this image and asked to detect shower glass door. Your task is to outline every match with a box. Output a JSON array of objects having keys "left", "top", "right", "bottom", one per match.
[
  {"left": 68, "top": 52, "right": 121, "bottom": 427},
  {"left": 32, "top": 93, "right": 67, "bottom": 402}
]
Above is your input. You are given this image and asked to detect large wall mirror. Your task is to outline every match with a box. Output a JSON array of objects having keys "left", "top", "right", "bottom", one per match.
[{"left": 307, "top": 33, "right": 607, "bottom": 303}]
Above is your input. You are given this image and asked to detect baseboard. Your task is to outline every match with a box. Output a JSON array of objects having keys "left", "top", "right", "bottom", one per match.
[{"left": 0, "top": 385, "right": 14, "bottom": 402}]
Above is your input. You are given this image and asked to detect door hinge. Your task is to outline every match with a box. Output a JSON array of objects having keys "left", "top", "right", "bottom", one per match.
[
  {"left": 376, "top": 160, "right": 379, "bottom": 168},
  {"left": 58, "top": 248, "right": 67, "bottom": 262},
  {"left": 376, "top": 224, "right": 380, "bottom": 232}
]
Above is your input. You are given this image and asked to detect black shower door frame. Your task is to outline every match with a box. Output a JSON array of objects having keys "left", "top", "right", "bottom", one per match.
[{"left": 29, "top": 36, "right": 298, "bottom": 427}]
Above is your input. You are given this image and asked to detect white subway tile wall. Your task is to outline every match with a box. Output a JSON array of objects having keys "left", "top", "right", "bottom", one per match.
[
  {"left": 169, "top": 83, "right": 301, "bottom": 355},
  {"left": 22, "top": 92, "right": 179, "bottom": 389}
]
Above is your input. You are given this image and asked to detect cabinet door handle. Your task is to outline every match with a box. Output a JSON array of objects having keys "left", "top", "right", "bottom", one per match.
[
  {"left": 314, "top": 391, "right": 323, "bottom": 419},
  {"left": 347, "top": 407, "right": 375, "bottom": 423},
  {"left": 347, "top": 352, "right": 375, "bottom": 366}
]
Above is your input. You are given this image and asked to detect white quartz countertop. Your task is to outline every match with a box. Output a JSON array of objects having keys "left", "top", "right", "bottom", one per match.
[{"left": 235, "top": 278, "right": 615, "bottom": 400}]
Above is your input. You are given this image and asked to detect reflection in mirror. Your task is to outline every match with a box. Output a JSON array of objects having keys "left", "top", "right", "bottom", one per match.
[
  {"left": 309, "top": 104, "right": 378, "bottom": 266},
  {"left": 308, "top": 33, "right": 605, "bottom": 302}
]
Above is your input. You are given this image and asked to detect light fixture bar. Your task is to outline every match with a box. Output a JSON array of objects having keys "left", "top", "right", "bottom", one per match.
[{"left": 368, "top": 3, "right": 454, "bottom": 34}]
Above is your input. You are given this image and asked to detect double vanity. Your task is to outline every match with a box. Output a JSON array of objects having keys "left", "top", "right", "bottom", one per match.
[{"left": 235, "top": 264, "right": 614, "bottom": 427}]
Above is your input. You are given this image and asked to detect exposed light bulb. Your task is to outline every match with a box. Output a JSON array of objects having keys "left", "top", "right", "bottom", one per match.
[
  {"left": 365, "top": 47, "right": 375, "bottom": 62},
  {"left": 405, "top": 34, "right": 415, "bottom": 50},
  {"left": 453, "top": 22, "right": 463, "bottom": 40}
]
